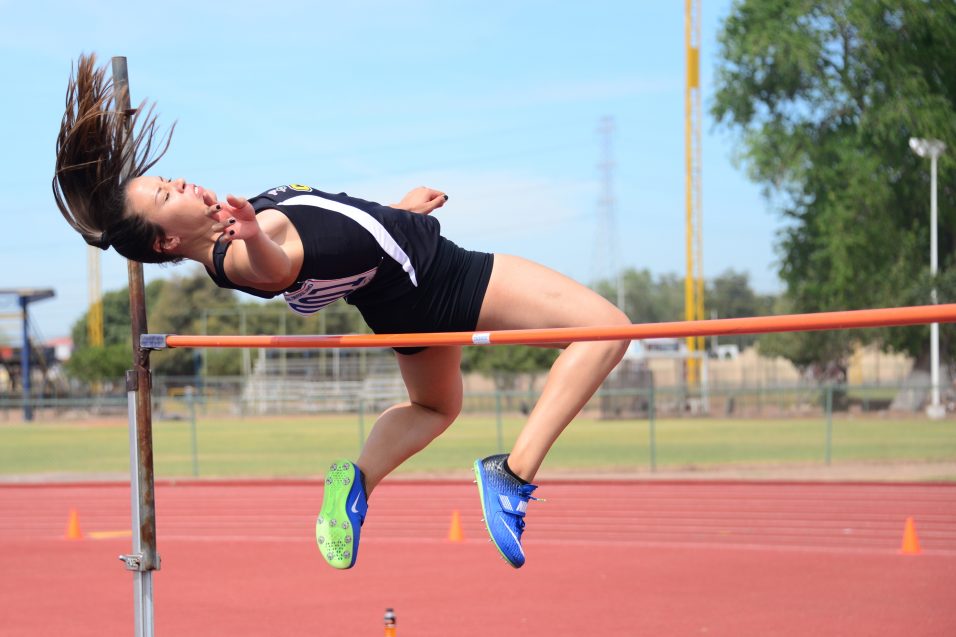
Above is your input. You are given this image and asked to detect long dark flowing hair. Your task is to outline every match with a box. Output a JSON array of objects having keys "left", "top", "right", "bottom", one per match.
[{"left": 53, "top": 53, "right": 180, "bottom": 263}]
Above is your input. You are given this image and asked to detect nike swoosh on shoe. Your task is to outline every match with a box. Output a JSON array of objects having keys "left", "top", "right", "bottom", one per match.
[{"left": 499, "top": 518, "right": 525, "bottom": 559}]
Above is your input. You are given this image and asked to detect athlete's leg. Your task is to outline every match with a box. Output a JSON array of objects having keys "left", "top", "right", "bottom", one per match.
[
  {"left": 476, "top": 254, "right": 630, "bottom": 481},
  {"left": 318, "top": 347, "right": 461, "bottom": 569},
  {"left": 357, "top": 346, "right": 463, "bottom": 493}
]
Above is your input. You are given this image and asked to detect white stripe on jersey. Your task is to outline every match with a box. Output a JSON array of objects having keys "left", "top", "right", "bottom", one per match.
[
  {"left": 283, "top": 268, "right": 378, "bottom": 316},
  {"left": 280, "top": 194, "right": 418, "bottom": 287}
]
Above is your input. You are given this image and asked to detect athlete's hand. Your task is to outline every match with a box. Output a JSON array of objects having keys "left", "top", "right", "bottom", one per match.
[
  {"left": 392, "top": 187, "right": 448, "bottom": 214},
  {"left": 211, "top": 195, "right": 262, "bottom": 243}
]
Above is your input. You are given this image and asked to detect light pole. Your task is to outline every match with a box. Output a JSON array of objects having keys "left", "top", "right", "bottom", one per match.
[{"left": 909, "top": 137, "right": 947, "bottom": 419}]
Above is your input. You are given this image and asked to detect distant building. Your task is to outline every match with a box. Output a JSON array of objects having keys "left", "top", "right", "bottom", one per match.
[
  {"left": 46, "top": 337, "right": 73, "bottom": 362},
  {"left": 624, "top": 338, "right": 684, "bottom": 359}
]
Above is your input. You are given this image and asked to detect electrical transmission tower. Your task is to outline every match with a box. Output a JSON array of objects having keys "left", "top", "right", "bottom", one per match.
[
  {"left": 592, "top": 115, "right": 624, "bottom": 310},
  {"left": 685, "top": 0, "right": 704, "bottom": 385}
]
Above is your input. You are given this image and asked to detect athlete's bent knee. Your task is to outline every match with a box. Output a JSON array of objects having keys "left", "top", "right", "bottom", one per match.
[
  {"left": 599, "top": 308, "right": 630, "bottom": 365},
  {"left": 414, "top": 393, "right": 462, "bottom": 433}
]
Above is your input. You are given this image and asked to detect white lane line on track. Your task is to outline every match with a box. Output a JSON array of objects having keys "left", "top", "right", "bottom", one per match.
[{"left": 143, "top": 534, "right": 956, "bottom": 557}]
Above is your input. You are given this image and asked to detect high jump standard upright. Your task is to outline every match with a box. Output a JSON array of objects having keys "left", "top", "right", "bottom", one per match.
[{"left": 112, "top": 56, "right": 160, "bottom": 637}]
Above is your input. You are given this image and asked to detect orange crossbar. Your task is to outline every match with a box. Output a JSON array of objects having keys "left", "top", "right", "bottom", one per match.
[{"left": 154, "top": 303, "right": 956, "bottom": 350}]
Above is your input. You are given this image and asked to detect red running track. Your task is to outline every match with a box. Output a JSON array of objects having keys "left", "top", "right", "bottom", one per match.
[{"left": 1, "top": 480, "right": 954, "bottom": 636}]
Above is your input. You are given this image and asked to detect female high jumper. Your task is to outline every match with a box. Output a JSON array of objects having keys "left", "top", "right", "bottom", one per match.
[{"left": 53, "top": 54, "right": 630, "bottom": 569}]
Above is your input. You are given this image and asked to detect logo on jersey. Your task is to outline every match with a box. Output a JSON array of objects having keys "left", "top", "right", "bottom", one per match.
[
  {"left": 269, "top": 184, "right": 312, "bottom": 196},
  {"left": 283, "top": 267, "right": 378, "bottom": 316}
]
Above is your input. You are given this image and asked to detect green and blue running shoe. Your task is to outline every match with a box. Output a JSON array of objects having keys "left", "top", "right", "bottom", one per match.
[
  {"left": 316, "top": 460, "right": 367, "bottom": 569},
  {"left": 474, "top": 454, "right": 540, "bottom": 568}
]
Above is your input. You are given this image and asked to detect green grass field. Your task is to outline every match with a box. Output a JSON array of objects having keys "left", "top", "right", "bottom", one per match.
[{"left": 1, "top": 413, "right": 954, "bottom": 480}]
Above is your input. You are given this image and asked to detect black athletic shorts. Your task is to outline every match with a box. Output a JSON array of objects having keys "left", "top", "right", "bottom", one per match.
[{"left": 354, "top": 237, "right": 494, "bottom": 355}]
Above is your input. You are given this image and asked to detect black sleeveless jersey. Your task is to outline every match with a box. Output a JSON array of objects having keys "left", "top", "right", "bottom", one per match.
[{"left": 205, "top": 184, "right": 443, "bottom": 315}]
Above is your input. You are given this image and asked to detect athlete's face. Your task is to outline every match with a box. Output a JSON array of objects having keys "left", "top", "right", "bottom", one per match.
[{"left": 126, "top": 176, "right": 220, "bottom": 252}]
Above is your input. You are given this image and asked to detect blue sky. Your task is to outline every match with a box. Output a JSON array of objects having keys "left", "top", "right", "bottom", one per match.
[{"left": 0, "top": 0, "right": 780, "bottom": 341}]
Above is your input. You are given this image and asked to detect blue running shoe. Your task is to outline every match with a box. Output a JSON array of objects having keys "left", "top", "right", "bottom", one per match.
[
  {"left": 316, "top": 460, "right": 367, "bottom": 569},
  {"left": 474, "top": 454, "right": 540, "bottom": 568}
]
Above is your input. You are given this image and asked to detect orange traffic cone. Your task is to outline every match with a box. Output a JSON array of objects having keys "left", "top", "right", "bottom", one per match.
[
  {"left": 900, "top": 516, "right": 921, "bottom": 555},
  {"left": 65, "top": 508, "right": 83, "bottom": 541},
  {"left": 448, "top": 509, "right": 464, "bottom": 542}
]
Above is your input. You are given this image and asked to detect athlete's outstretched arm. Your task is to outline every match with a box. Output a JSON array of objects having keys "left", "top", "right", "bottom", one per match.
[
  {"left": 391, "top": 187, "right": 447, "bottom": 214},
  {"left": 217, "top": 194, "right": 294, "bottom": 284}
]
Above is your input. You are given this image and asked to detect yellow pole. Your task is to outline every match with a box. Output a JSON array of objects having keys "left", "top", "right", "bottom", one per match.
[
  {"left": 684, "top": 0, "right": 702, "bottom": 385},
  {"left": 692, "top": 0, "right": 705, "bottom": 362},
  {"left": 87, "top": 245, "right": 104, "bottom": 347}
]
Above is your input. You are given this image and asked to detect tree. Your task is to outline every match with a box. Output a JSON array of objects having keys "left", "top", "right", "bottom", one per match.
[
  {"left": 64, "top": 263, "right": 379, "bottom": 382},
  {"left": 64, "top": 343, "right": 132, "bottom": 385},
  {"left": 707, "top": 269, "right": 776, "bottom": 349},
  {"left": 148, "top": 266, "right": 242, "bottom": 376},
  {"left": 460, "top": 345, "right": 559, "bottom": 397},
  {"left": 66, "top": 279, "right": 165, "bottom": 383},
  {"left": 594, "top": 268, "right": 683, "bottom": 323},
  {"left": 594, "top": 268, "right": 776, "bottom": 351},
  {"left": 712, "top": 0, "right": 956, "bottom": 372},
  {"left": 757, "top": 296, "right": 852, "bottom": 380},
  {"left": 707, "top": 270, "right": 774, "bottom": 319}
]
